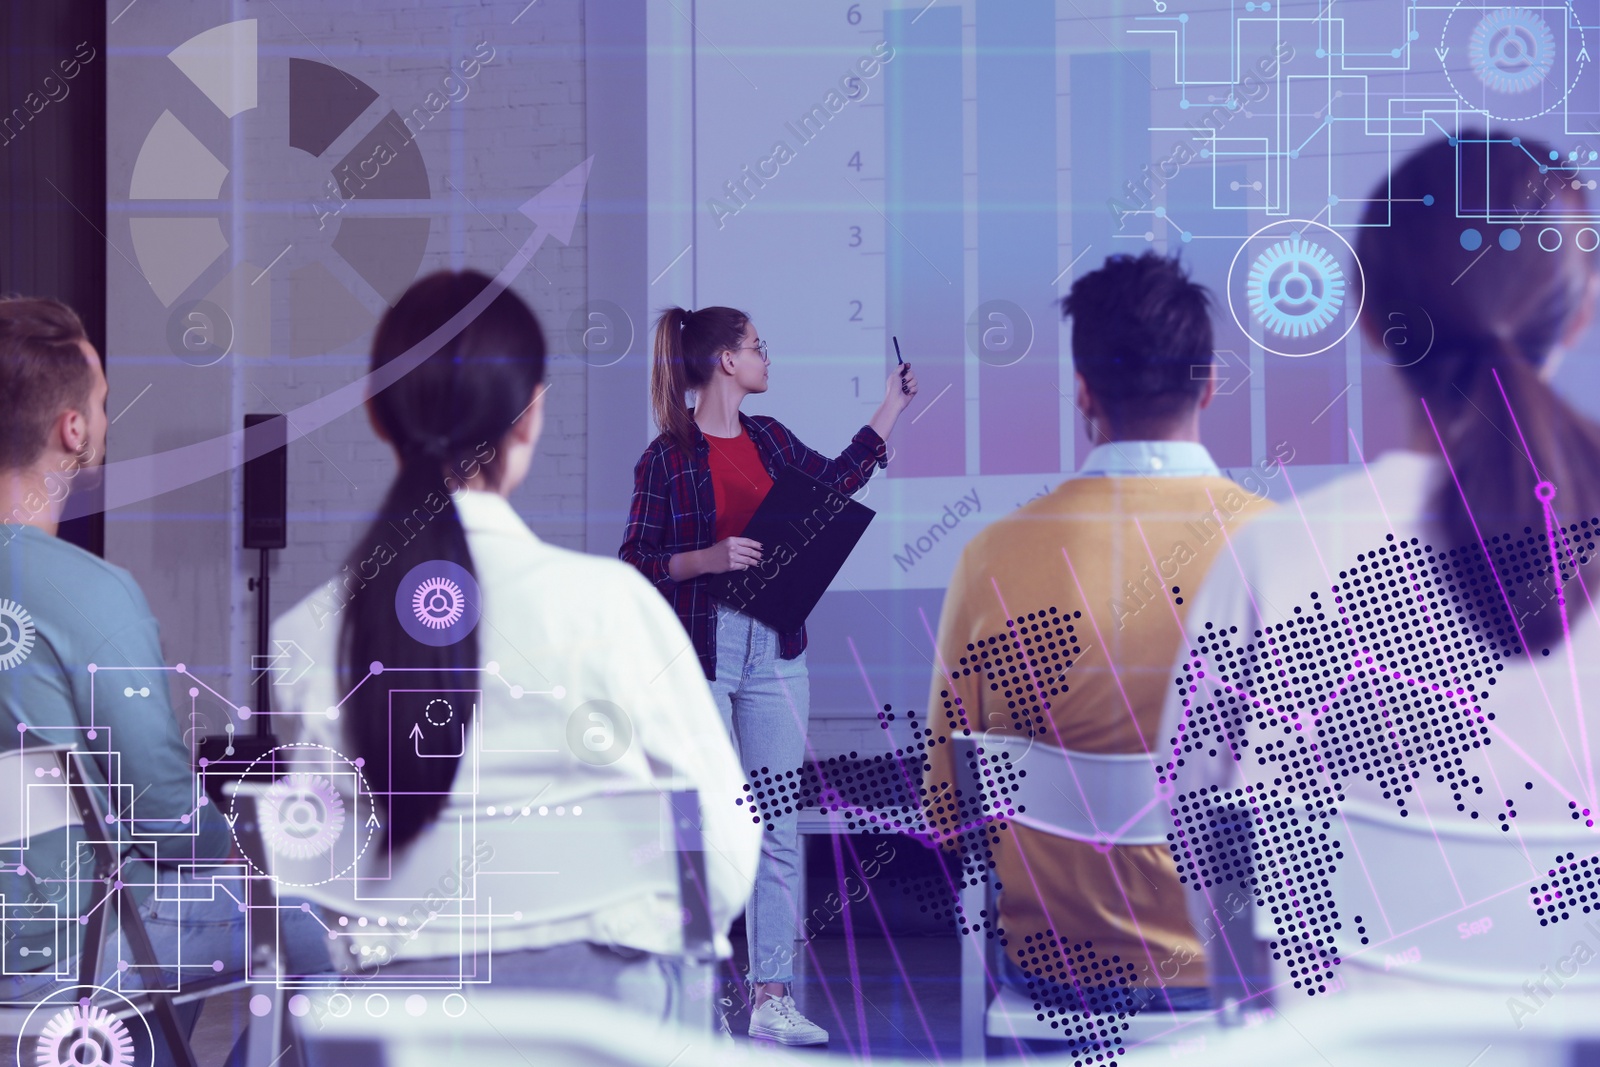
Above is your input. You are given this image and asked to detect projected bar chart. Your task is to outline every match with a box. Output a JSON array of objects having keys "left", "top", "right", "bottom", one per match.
[
  {"left": 678, "top": 0, "right": 1376, "bottom": 590},
  {"left": 885, "top": 5, "right": 965, "bottom": 478},
  {"left": 976, "top": 0, "right": 1059, "bottom": 476}
]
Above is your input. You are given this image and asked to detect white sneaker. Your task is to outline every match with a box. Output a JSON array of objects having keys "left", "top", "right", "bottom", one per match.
[{"left": 748, "top": 994, "right": 829, "bottom": 1046}]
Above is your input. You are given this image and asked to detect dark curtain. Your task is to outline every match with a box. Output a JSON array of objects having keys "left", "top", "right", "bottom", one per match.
[{"left": 0, "top": 3, "right": 107, "bottom": 556}]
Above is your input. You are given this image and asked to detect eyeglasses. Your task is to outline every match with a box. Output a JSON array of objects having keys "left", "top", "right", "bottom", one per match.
[{"left": 738, "top": 340, "right": 770, "bottom": 364}]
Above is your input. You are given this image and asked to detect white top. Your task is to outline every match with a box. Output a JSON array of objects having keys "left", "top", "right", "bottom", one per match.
[
  {"left": 1159, "top": 449, "right": 1600, "bottom": 813},
  {"left": 271, "top": 490, "right": 760, "bottom": 961},
  {"left": 1158, "top": 450, "right": 1600, "bottom": 991}
]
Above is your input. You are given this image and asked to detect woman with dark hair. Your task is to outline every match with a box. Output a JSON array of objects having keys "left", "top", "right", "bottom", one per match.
[
  {"left": 620, "top": 308, "right": 917, "bottom": 1044},
  {"left": 1158, "top": 133, "right": 1600, "bottom": 999},
  {"left": 273, "top": 272, "right": 759, "bottom": 1017}
]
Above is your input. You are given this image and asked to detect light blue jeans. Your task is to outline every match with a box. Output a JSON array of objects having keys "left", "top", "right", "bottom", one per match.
[{"left": 707, "top": 603, "right": 809, "bottom": 987}]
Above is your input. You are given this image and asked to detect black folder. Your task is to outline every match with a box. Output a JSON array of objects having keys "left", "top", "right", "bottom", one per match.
[{"left": 709, "top": 465, "right": 875, "bottom": 633}]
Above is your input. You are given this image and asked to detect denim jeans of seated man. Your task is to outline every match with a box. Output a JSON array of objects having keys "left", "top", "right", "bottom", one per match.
[
  {"left": 0, "top": 867, "right": 332, "bottom": 1067},
  {"left": 706, "top": 603, "right": 808, "bottom": 988},
  {"left": 998, "top": 950, "right": 1210, "bottom": 1016}
]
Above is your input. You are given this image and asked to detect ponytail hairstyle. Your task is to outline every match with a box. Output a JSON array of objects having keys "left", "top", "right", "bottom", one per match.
[
  {"left": 650, "top": 306, "right": 749, "bottom": 454},
  {"left": 341, "top": 270, "right": 547, "bottom": 851},
  {"left": 1355, "top": 133, "right": 1600, "bottom": 651}
]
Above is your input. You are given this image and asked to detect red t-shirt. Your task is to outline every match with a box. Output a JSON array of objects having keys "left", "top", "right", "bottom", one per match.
[{"left": 706, "top": 430, "right": 774, "bottom": 541}]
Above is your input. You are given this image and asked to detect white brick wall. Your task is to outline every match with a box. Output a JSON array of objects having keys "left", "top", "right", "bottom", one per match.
[
  {"left": 107, "top": 0, "right": 587, "bottom": 712},
  {"left": 103, "top": 0, "right": 891, "bottom": 762}
]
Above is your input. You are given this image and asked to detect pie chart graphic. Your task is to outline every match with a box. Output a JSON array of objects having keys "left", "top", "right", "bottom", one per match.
[{"left": 128, "top": 19, "right": 432, "bottom": 356}]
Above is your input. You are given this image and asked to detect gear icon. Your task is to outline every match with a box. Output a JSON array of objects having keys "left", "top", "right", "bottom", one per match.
[
  {"left": 260, "top": 773, "right": 346, "bottom": 859},
  {"left": 0, "top": 598, "right": 36, "bottom": 671},
  {"left": 1246, "top": 235, "right": 1347, "bottom": 338},
  {"left": 36, "top": 1004, "right": 136, "bottom": 1067},
  {"left": 412, "top": 577, "right": 465, "bottom": 630},
  {"left": 1469, "top": 8, "right": 1556, "bottom": 94}
]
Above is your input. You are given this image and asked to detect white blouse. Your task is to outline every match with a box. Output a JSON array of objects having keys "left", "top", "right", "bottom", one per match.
[
  {"left": 1158, "top": 450, "right": 1600, "bottom": 995},
  {"left": 1160, "top": 450, "right": 1600, "bottom": 817},
  {"left": 271, "top": 490, "right": 759, "bottom": 962}
]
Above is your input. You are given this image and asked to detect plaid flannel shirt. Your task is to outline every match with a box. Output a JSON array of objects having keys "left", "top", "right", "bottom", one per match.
[{"left": 619, "top": 411, "right": 888, "bottom": 681}]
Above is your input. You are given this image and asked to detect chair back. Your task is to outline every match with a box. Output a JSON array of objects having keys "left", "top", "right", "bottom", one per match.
[
  {"left": 227, "top": 779, "right": 711, "bottom": 974},
  {"left": 301, "top": 990, "right": 732, "bottom": 1066},
  {"left": 951, "top": 733, "right": 1214, "bottom": 1058},
  {"left": 0, "top": 743, "right": 81, "bottom": 847},
  {"left": 952, "top": 733, "right": 1169, "bottom": 846},
  {"left": 1329, "top": 800, "right": 1600, "bottom": 989}
]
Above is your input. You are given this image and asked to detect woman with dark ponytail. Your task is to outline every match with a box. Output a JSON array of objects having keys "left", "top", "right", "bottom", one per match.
[
  {"left": 274, "top": 272, "right": 758, "bottom": 1018},
  {"left": 1159, "top": 134, "right": 1600, "bottom": 998},
  {"left": 621, "top": 307, "right": 918, "bottom": 1044}
]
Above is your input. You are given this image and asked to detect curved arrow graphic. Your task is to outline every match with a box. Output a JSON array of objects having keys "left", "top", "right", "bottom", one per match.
[
  {"left": 410, "top": 720, "right": 466, "bottom": 759},
  {"left": 63, "top": 157, "right": 593, "bottom": 522}
]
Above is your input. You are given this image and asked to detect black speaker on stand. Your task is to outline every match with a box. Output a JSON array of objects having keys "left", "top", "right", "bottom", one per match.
[
  {"left": 243, "top": 413, "right": 287, "bottom": 732},
  {"left": 200, "top": 415, "right": 288, "bottom": 802}
]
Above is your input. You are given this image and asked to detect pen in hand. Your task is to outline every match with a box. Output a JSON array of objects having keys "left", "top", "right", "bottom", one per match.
[{"left": 893, "top": 336, "right": 909, "bottom": 395}]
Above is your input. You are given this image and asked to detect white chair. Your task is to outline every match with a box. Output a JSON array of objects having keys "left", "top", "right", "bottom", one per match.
[
  {"left": 0, "top": 742, "right": 251, "bottom": 1067},
  {"left": 298, "top": 989, "right": 780, "bottom": 1067},
  {"left": 298, "top": 986, "right": 1600, "bottom": 1067},
  {"left": 227, "top": 778, "right": 721, "bottom": 1034},
  {"left": 1322, "top": 799, "right": 1600, "bottom": 991},
  {"left": 1186, "top": 789, "right": 1600, "bottom": 1022},
  {"left": 952, "top": 732, "right": 1212, "bottom": 1060}
]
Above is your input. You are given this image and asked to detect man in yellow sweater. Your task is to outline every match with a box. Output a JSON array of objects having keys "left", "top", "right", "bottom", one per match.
[{"left": 922, "top": 251, "right": 1281, "bottom": 1019}]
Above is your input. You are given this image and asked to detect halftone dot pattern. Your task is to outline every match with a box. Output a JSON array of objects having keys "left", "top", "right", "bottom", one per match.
[
  {"left": 727, "top": 604, "right": 1155, "bottom": 1055},
  {"left": 1482, "top": 521, "right": 1597, "bottom": 626},
  {"left": 946, "top": 739, "right": 1021, "bottom": 939},
  {"left": 732, "top": 606, "right": 1081, "bottom": 848},
  {"left": 732, "top": 704, "right": 1022, "bottom": 938},
  {"left": 899, "top": 870, "right": 963, "bottom": 927},
  {"left": 1167, "top": 783, "right": 1345, "bottom": 992},
  {"left": 1530, "top": 851, "right": 1600, "bottom": 925},
  {"left": 1160, "top": 525, "right": 1599, "bottom": 994},
  {"left": 948, "top": 606, "right": 1083, "bottom": 739},
  {"left": 929, "top": 607, "right": 1086, "bottom": 941},
  {"left": 1007, "top": 933, "right": 1140, "bottom": 1052},
  {"left": 733, "top": 743, "right": 923, "bottom": 835}
]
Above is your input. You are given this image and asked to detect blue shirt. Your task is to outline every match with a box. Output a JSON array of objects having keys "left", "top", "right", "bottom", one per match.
[
  {"left": 1075, "top": 440, "right": 1221, "bottom": 479},
  {"left": 0, "top": 525, "right": 229, "bottom": 973}
]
